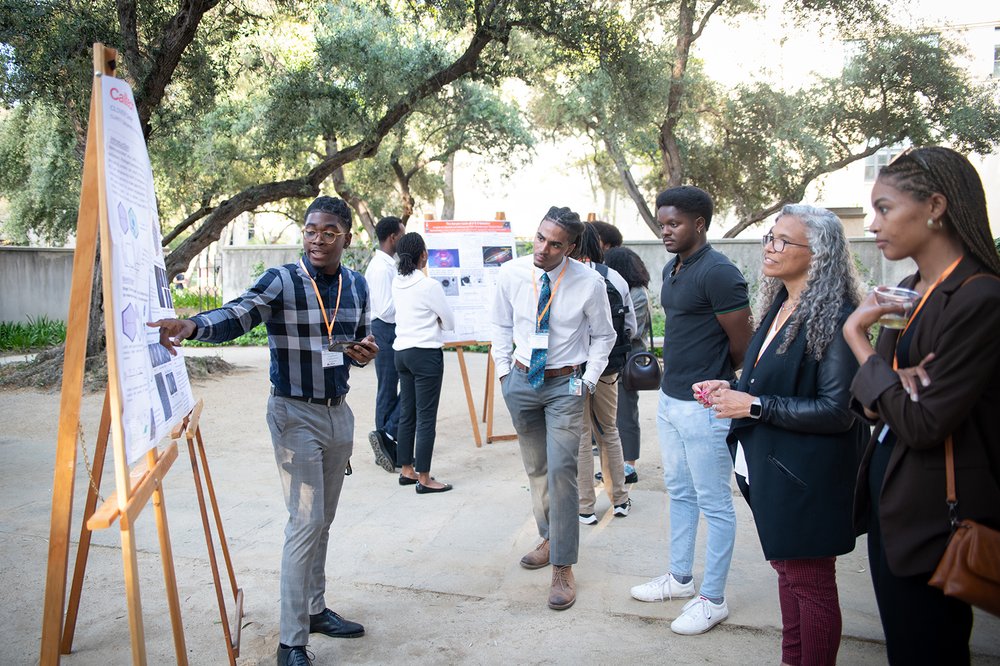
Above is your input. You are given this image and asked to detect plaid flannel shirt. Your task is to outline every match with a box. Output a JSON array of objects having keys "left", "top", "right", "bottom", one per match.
[{"left": 190, "top": 256, "right": 370, "bottom": 399}]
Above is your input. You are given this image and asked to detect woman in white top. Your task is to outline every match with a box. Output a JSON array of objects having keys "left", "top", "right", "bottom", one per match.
[{"left": 392, "top": 232, "right": 456, "bottom": 493}]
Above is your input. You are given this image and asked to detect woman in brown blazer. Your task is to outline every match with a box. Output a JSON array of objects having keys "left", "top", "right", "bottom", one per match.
[{"left": 843, "top": 146, "right": 1000, "bottom": 664}]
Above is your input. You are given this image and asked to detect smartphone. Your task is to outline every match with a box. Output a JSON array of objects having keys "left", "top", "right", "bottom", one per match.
[{"left": 329, "top": 340, "right": 358, "bottom": 353}]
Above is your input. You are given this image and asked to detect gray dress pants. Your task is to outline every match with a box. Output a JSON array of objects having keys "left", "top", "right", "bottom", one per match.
[
  {"left": 501, "top": 365, "right": 585, "bottom": 566},
  {"left": 266, "top": 395, "right": 354, "bottom": 647}
]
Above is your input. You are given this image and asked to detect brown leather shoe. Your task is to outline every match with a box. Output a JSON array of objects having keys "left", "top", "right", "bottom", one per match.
[
  {"left": 548, "top": 565, "right": 576, "bottom": 610},
  {"left": 519, "top": 539, "right": 550, "bottom": 569}
]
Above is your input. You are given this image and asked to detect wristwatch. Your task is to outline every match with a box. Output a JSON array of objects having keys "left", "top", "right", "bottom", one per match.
[
  {"left": 749, "top": 397, "right": 762, "bottom": 419},
  {"left": 582, "top": 378, "right": 597, "bottom": 395}
]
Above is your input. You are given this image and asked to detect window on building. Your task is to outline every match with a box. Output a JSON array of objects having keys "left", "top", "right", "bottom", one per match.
[
  {"left": 864, "top": 146, "right": 905, "bottom": 182},
  {"left": 994, "top": 41, "right": 1000, "bottom": 77}
]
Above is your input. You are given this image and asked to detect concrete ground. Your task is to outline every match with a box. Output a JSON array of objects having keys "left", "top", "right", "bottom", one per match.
[{"left": 2, "top": 346, "right": 998, "bottom": 665}]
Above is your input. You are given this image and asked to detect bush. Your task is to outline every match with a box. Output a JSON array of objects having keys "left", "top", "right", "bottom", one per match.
[{"left": 0, "top": 316, "right": 67, "bottom": 351}]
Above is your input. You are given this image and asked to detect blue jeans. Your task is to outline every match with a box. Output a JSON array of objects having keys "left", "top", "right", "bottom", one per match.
[
  {"left": 657, "top": 391, "right": 736, "bottom": 600},
  {"left": 371, "top": 318, "right": 399, "bottom": 439}
]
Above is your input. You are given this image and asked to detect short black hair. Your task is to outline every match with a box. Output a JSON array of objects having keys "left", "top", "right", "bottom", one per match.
[
  {"left": 655, "top": 186, "right": 713, "bottom": 229},
  {"left": 375, "top": 216, "right": 404, "bottom": 242},
  {"left": 590, "top": 220, "right": 623, "bottom": 248},
  {"left": 571, "top": 222, "right": 604, "bottom": 263},
  {"left": 305, "top": 196, "right": 352, "bottom": 231},
  {"left": 542, "top": 206, "right": 584, "bottom": 246}
]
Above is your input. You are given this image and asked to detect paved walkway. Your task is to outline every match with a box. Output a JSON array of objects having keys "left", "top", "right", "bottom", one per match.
[{"left": 2, "top": 346, "right": 997, "bottom": 664}]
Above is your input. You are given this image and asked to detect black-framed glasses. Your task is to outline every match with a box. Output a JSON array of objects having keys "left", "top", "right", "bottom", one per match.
[
  {"left": 302, "top": 227, "right": 347, "bottom": 244},
  {"left": 762, "top": 233, "right": 810, "bottom": 253}
]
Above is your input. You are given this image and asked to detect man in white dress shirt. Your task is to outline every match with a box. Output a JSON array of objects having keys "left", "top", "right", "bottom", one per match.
[
  {"left": 491, "top": 206, "right": 616, "bottom": 611},
  {"left": 365, "top": 216, "right": 406, "bottom": 472}
]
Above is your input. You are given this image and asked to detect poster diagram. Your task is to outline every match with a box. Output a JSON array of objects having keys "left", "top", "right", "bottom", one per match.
[
  {"left": 422, "top": 220, "right": 518, "bottom": 343},
  {"left": 100, "top": 75, "right": 194, "bottom": 465}
]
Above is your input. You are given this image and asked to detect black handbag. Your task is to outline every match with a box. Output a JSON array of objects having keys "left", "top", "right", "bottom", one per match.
[{"left": 621, "top": 312, "right": 661, "bottom": 391}]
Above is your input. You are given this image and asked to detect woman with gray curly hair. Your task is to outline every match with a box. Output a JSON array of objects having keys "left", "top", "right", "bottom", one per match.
[{"left": 693, "top": 204, "right": 867, "bottom": 665}]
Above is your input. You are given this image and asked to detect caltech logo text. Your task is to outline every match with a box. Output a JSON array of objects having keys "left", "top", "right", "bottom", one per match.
[{"left": 109, "top": 87, "right": 135, "bottom": 111}]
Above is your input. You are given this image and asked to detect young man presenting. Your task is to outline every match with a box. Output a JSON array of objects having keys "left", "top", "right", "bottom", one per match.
[
  {"left": 149, "top": 196, "right": 378, "bottom": 666},
  {"left": 364, "top": 215, "right": 406, "bottom": 472},
  {"left": 629, "top": 186, "right": 752, "bottom": 635},
  {"left": 491, "top": 206, "right": 616, "bottom": 611}
]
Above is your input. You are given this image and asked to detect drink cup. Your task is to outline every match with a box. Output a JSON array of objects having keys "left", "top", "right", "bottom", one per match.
[{"left": 874, "top": 286, "right": 920, "bottom": 329}]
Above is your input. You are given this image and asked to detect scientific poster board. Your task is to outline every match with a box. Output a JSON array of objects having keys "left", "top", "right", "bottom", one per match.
[
  {"left": 100, "top": 75, "right": 194, "bottom": 464},
  {"left": 422, "top": 220, "right": 517, "bottom": 343}
]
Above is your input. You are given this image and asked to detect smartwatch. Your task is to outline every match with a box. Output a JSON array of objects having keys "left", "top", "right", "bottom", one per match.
[{"left": 749, "top": 397, "right": 762, "bottom": 420}]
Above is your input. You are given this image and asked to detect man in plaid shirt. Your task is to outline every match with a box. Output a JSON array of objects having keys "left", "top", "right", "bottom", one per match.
[{"left": 150, "top": 196, "right": 378, "bottom": 666}]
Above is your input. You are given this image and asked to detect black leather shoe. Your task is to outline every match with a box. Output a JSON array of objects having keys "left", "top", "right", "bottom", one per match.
[
  {"left": 277, "top": 645, "right": 313, "bottom": 666},
  {"left": 398, "top": 474, "right": 418, "bottom": 486},
  {"left": 309, "top": 608, "right": 365, "bottom": 638},
  {"left": 415, "top": 482, "right": 453, "bottom": 494}
]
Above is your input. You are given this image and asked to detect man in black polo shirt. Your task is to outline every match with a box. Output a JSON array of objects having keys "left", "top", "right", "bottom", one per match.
[{"left": 628, "top": 186, "right": 752, "bottom": 636}]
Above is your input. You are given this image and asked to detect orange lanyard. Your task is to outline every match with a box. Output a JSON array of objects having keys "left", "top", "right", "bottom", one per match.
[
  {"left": 300, "top": 259, "right": 343, "bottom": 346},
  {"left": 532, "top": 261, "right": 569, "bottom": 330},
  {"left": 892, "top": 256, "right": 962, "bottom": 370}
]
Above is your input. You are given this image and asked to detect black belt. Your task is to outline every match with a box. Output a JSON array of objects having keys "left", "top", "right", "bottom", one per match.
[{"left": 271, "top": 387, "right": 345, "bottom": 406}]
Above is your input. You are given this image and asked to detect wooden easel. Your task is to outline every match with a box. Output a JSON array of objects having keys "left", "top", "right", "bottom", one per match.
[{"left": 40, "top": 43, "right": 240, "bottom": 665}]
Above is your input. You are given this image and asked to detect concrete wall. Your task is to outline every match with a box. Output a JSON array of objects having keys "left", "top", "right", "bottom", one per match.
[
  {"left": 0, "top": 247, "right": 75, "bottom": 323},
  {"left": 0, "top": 240, "right": 915, "bottom": 323},
  {"left": 219, "top": 245, "right": 373, "bottom": 302},
  {"left": 625, "top": 238, "right": 915, "bottom": 304}
]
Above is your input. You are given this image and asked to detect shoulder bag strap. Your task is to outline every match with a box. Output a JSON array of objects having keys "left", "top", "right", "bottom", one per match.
[
  {"left": 945, "top": 436, "right": 959, "bottom": 530},
  {"left": 647, "top": 307, "right": 655, "bottom": 352}
]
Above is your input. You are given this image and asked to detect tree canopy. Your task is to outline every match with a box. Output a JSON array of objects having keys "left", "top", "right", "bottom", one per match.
[{"left": 1, "top": 0, "right": 998, "bottom": 268}]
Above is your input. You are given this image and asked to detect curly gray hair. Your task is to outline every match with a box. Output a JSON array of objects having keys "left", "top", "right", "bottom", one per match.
[{"left": 756, "top": 204, "right": 864, "bottom": 360}]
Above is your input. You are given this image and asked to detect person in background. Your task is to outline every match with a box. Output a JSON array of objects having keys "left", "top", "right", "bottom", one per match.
[
  {"left": 491, "top": 206, "right": 615, "bottom": 611},
  {"left": 392, "top": 232, "right": 455, "bottom": 493},
  {"left": 604, "top": 246, "right": 652, "bottom": 484},
  {"left": 591, "top": 220, "right": 623, "bottom": 252},
  {"left": 149, "top": 196, "right": 377, "bottom": 666},
  {"left": 842, "top": 146, "right": 1000, "bottom": 664},
  {"left": 629, "top": 185, "right": 752, "bottom": 636},
  {"left": 365, "top": 216, "right": 406, "bottom": 473},
  {"left": 696, "top": 205, "right": 865, "bottom": 665},
  {"left": 571, "top": 223, "right": 635, "bottom": 525}
]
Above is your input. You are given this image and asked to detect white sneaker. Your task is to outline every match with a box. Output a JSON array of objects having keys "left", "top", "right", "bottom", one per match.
[
  {"left": 629, "top": 573, "right": 696, "bottom": 602},
  {"left": 579, "top": 513, "right": 597, "bottom": 525},
  {"left": 613, "top": 498, "right": 632, "bottom": 517},
  {"left": 670, "top": 596, "right": 729, "bottom": 635}
]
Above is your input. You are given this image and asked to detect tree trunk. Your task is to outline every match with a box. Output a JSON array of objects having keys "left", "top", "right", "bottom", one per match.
[
  {"left": 441, "top": 153, "right": 456, "bottom": 220},
  {"left": 86, "top": 250, "right": 106, "bottom": 359},
  {"left": 603, "top": 134, "right": 657, "bottom": 236},
  {"left": 331, "top": 164, "right": 377, "bottom": 239},
  {"left": 162, "top": 14, "right": 502, "bottom": 280}
]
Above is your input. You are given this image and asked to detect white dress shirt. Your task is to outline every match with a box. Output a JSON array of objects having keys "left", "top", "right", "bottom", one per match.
[
  {"left": 364, "top": 249, "right": 397, "bottom": 324},
  {"left": 583, "top": 260, "right": 638, "bottom": 340},
  {"left": 392, "top": 272, "right": 455, "bottom": 350},
  {"left": 491, "top": 255, "right": 616, "bottom": 386}
]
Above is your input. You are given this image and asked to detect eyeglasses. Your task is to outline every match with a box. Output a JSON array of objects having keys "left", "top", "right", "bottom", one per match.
[
  {"left": 302, "top": 227, "right": 347, "bottom": 244},
  {"left": 762, "top": 233, "right": 810, "bottom": 253}
]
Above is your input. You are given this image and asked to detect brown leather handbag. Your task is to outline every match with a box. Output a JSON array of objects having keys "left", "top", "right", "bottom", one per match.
[
  {"left": 928, "top": 436, "right": 1000, "bottom": 617},
  {"left": 621, "top": 314, "right": 661, "bottom": 391}
]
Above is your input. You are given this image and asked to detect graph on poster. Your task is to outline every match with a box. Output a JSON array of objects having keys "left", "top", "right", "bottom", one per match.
[
  {"left": 100, "top": 75, "right": 193, "bottom": 464},
  {"left": 421, "top": 219, "right": 518, "bottom": 343}
]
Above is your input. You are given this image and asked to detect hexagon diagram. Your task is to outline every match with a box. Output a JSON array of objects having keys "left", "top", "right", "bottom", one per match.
[
  {"left": 117, "top": 201, "right": 129, "bottom": 234},
  {"left": 121, "top": 302, "right": 138, "bottom": 341}
]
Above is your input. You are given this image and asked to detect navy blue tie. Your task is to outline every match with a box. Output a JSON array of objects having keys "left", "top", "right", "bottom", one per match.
[{"left": 528, "top": 273, "right": 551, "bottom": 389}]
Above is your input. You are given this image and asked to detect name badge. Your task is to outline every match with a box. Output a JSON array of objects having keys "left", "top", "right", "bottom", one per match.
[
  {"left": 530, "top": 332, "right": 549, "bottom": 349},
  {"left": 321, "top": 349, "right": 345, "bottom": 368},
  {"left": 568, "top": 376, "right": 583, "bottom": 396}
]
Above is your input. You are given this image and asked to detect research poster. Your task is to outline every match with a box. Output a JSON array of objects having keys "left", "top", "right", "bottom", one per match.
[
  {"left": 421, "top": 220, "right": 518, "bottom": 343},
  {"left": 100, "top": 75, "right": 194, "bottom": 464}
]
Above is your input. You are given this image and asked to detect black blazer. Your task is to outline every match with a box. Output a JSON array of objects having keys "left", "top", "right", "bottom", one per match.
[{"left": 728, "top": 291, "right": 867, "bottom": 560}]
